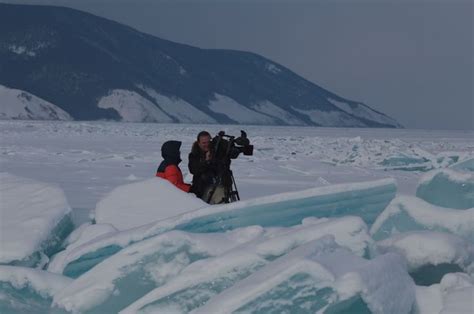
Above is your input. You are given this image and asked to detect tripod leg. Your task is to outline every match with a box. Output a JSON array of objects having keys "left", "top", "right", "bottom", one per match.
[{"left": 230, "top": 171, "right": 240, "bottom": 201}]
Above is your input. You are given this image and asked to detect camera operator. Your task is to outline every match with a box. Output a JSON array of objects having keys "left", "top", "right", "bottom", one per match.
[
  {"left": 188, "top": 130, "right": 252, "bottom": 204},
  {"left": 188, "top": 131, "right": 216, "bottom": 200}
]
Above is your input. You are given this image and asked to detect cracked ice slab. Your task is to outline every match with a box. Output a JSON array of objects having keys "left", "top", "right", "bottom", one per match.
[
  {"left": 189, "top": 237, "right": 415, "bottom": 314},
  {"left": 0, "top": 265, "right": 72, "bottom": 314},
  {"left": 52, "top": 227, "right": 265, "bottom": 313},
  {"left": 49, "top": 179, "right": 392, "bottom": 278},
  {"left": 0, "top": 173, "right": 73, "bottom": 266},
  {"left": 370, "top": 196, "right": 474, "bottom": 243},
  {"left": 119, "top": 218, "right": 372, "bottom": 313}
]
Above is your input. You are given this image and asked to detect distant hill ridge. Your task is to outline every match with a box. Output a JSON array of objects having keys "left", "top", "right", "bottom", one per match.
[{"left": 0, "top": 3, "right": 401, "bottom": 127}]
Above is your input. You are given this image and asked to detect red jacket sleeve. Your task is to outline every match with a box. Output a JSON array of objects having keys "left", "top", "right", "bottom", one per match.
[{"left": 164, "top": 165, "right": 191, "bottom": 193}]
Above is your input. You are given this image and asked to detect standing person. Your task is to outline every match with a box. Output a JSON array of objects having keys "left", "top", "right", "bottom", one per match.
[
  {"left": 156, "top": 140, "right": 191, "bottom": 193},
  {"left": 188, "top": 131, "right": 217, "bottom": 200}
]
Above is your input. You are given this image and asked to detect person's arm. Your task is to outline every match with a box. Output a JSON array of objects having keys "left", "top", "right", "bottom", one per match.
[
  {"left": 165, "top": 165, "right": 191, "bottom": 192},
  {"left": 188, "top": 152, "right": 211, "bottom": 175}
]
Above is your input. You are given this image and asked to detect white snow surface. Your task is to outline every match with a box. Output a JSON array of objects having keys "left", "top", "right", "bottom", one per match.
[
  {"left": 98, "top": 89, "right": 173, "bottom": 122},
  {"left": 375, "top": 231, "right": 474, "bottom": 274},
  {"left": 0, "top": 173, "right": 71, "bottom": 263},
  {"left": 0, "top": 265, "right": 72, "bottom": 298},
  {"left": 0, "top": 85, "right": 72, "bottom": 121},
  {"left": 1, "top": 121, "right": 472, "bottom": 211},
  {"left": 137, "top": 86, "right": 217, "bottom": 123},
  {"left": 1, "top": 121, "right": 474, "bottom": 312},
  {"left": 415, "top": 273, "right": 474, "bottom": 314},
  {"left": 94, "top": 178, "right": 206, "bottom": 230},
  {"left": 209, "top": 94, "right": 277, "bottom": 124}
]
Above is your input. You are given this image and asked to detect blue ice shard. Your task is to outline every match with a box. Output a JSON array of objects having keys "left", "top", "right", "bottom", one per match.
[
  {"left": 0, "top": 266, "right": 71, "bottom": 314},
  {"left": 370, "top": 196, "right": 474, "bottom": 243},
  {"left": 416, "top": 169, "right": 474, "bottom": 209},
  {"left": 451, "top": 157, "right": 474, "bottom": 172}
]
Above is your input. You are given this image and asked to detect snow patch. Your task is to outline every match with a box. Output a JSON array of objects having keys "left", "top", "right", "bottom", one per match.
[
  {"left": 209, "top": 94, "right": 277, "bottom": 124},
  {"left": 0, "top": 85, "right": 72, "bottom": 120},
  {"left": 97, "top": 89, "right": 173, "bottom": 122},
  {"left": 292, "top": 106, "right": 366, "bottom": 127},
  {"left": 252, "top": 100, "right": 305, "bottom": 125},
  {"left": 8, "top": 45, "right": 36, "bottom": 57},
  {"left": 137, "top": 86, "right": 216, "bottom": 123},
  {"left": 328, "top": 98, "right": 401, "bottom": 127},
  {"left": 265, "top": 63, "right": 282, "bottom": 74}
]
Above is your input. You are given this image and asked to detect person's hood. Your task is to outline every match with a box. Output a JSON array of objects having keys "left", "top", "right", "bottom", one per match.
[{"left": 161, "top": 140, "right": 182, "bottom": 164}]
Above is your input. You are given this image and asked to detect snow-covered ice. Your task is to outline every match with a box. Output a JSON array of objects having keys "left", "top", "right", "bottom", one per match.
[
  {"left": 370, "top": 196, "right": 474, "bottom": 243},
  {"left": 1, "top": 120, "right": 473, "bottom": 313},
  {"left": 415, "top": 272, "right": 474, "bottom": 314},
  {"left": 118, "top": 220, "right": 372, "bottom": 314},
  {"left": 374, "top": 231, "right": 474, "bottom": 285},
  {"left": 0, "top": 173, "right": 73, "bottom": 266},
  {"left": 47, "top": 178, "right": 387, "bottom": 278},
  {"left": 94, "top": 178, "right": 206, "bottom": 230},
  {"left": 0, "top": 265, "right": 71, "bottom": 313},
  {"left": 190, "top": 237, "right": 415, "bottom": 314},
  {"left": 416, "top": 169, "right": 474, "bottom": 209}
]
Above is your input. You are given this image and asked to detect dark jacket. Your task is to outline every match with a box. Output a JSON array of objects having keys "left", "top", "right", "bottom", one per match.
[
  {"left": 188, "top": 141, "right": 216, "bottom": 198},
  {"left": 156, "top": 141, "right": 190, "bottom": 192}
]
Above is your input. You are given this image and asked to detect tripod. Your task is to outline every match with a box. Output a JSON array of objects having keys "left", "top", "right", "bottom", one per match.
[{"left": 205, "top": 170, "right": 240, "bottom": 204}]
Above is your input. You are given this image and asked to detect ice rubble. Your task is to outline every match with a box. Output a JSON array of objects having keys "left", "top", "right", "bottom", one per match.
[
  {"left": 0, "top": 265, "right": 71, "bottom": 314},
  {"left": 0, "top": 173, "right": 73, "bottom": 266},
  {"left": 415, "top": 272, "right": 474, "bottom": 314},
  {"left": 94, "top": 178, "right": 206, "bottom": 230},
  {"left": 370, "top": 196, "right": 474, "bottom": 243},
  {"left": 52, "top": 227, "right": 265, "bottom": 313},
  {"left": 177, "top": 237, "right": 415, "bottom": 314},
  {"left": 49, "top": 179, "right": 393, "bottom": 278},
  {"left": 373, "top": 231, "right": 474, "bottom": 285},
  {"left": 119, "top": 221, "right": 372, "bottom": 314},
  {"left": 416, "top": 169, "right": 474, "bottom": 209}
]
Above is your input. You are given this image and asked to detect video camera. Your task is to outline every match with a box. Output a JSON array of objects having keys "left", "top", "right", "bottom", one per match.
[{"left": 211, "top": 130, "right": 254, "bottom": 163}]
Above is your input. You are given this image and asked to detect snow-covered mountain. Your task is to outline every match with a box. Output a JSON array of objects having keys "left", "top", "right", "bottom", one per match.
[
  {"left": 0, "top": 85, "right": 71, "bottom": 120},
  {"left": 0, "top": 3, "right": 401, "bottom": 128}
]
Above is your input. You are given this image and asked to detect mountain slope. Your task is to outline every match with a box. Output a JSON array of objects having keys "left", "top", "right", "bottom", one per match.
[
  {"left": 0, "top": 84, "right": 71, "bottom": 120},
  {"left": 0, "top": 3, "right": 401, "bottom": 127}
]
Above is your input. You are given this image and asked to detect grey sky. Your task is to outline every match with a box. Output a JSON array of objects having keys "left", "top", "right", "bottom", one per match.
[{"left": 5, "top": 0, "right": 474, "bottom": 129}]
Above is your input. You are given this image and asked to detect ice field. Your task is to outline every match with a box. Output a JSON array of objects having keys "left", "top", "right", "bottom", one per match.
[{"left": 1, "top": 120, "right": 473, "bottom": 313}]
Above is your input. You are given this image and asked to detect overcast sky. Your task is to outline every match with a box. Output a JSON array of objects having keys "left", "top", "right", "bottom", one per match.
[{"left": 5, "top": 0, "right": 474, "bottom": 129}]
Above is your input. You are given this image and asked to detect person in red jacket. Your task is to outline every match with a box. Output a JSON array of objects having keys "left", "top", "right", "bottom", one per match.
[{"left": 156, "top": 140, "right": 191, "bottom": 193}]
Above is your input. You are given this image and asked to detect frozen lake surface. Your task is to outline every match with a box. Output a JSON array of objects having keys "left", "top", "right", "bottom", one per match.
[
  {"left": 1, "top": 120, "right": 473, "bottom": 313},
  {"left": 2, "top": 121, "right": 472, "bottom": 223}
]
